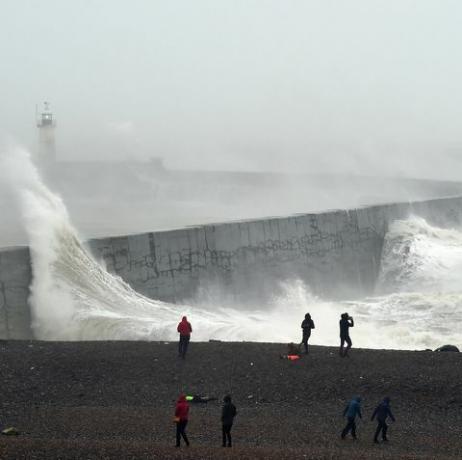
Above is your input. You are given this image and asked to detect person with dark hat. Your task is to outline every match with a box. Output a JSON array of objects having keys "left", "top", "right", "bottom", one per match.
[
  {"left": 301, "top": 313, "right": 315, "bottom": 354},
  {"left": 221, "top": 395, "right": 237, "bottom": 447},
  {"left": 371, "top": 397, "right": 395, "bottom": 443},
  {"left": 339, "top": 313, "right": 354, "bottom": 357}
]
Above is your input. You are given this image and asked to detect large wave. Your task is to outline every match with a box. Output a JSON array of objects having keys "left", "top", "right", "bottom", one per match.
[
  {"left": 377, "top": 217, "right": 462, "bottom": 294},
  {"left": 1, "top": 147, "right": 312, "bottom": 342},
  {"left": 348, "top": 216, "right": 462, "bottom": 349},
  {"left": 1, "top": 147, "right": 461, "bottom": 349}
]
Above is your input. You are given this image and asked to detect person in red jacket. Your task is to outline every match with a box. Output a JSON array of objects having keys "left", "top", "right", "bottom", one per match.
[
  {"left": 177, "top": 316, "right": 192, "bottom": 359},
  {"left": 174, "top": 394, "right": 190, "bottom": 447}
]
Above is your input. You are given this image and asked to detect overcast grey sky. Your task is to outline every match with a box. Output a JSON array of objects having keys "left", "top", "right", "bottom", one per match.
[{"left": 1, "top": 0, "right": 462, "bottom": 177}]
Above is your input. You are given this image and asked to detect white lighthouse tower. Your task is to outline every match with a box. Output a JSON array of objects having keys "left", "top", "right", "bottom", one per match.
[{"left": 36, "top": 101, "right": 56, "bottom": 166}]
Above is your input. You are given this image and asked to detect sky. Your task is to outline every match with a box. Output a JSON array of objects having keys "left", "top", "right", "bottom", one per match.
[{"left": 1, "top": 0, "right": 462, "bottom": 178}]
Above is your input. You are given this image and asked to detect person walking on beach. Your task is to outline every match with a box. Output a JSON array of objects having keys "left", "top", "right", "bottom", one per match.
[
  {"left": 339, "top": 313, "right": 354, "bottom": 357},
  {"left": 221, "top": 395, "right": 237, "bottom": 447},
  {"left": 174, "top": 394, "right": 190, "bottom": 447},
  {"left": 341, "top": 396, "right": 362, "bottom": 440},
  {"left": 177, "top": 316, "right": 192, "bottom": 359},
  {"left": 301, "top": 313, "right": 315, "bottom": 354},
  {"left": 371, "top": 397, "right": 395, "bottom": 443}
]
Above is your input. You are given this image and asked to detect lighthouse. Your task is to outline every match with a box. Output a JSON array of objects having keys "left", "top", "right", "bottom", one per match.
[{"left": 36, "top": 101, "right": 56, "bottom": 165}]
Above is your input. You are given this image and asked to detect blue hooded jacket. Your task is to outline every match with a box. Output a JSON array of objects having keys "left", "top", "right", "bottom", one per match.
[{"left": 343, "top": 397, "right": 362, "bottom": 419}]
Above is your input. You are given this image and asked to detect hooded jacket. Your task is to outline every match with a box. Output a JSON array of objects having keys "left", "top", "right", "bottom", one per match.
[
  {"left": 339, "top": 316, "right": 354, "bottom": 338},
  {"left": 343, "top": 397, "right": 362, "bottom": 419},
  {"left": 301, "top": 318, "right": 315, "bottom": 335},
  {"left": 371, "top": 399, "right": 395, "bottom": 422},
  {"left": 177, "top": 317, "right": 192, "bottom": 336},
  {"left": 221, "top": 399, "right": 237, "bottom": 425},
  {"left": 175, "top": 395, "right": 189, "bottom": 421}
]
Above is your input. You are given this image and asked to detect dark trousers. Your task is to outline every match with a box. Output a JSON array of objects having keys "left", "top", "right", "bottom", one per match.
[
  {"left": 178, "top": 335, "right": 190, "bottom": 358},
  {"left": 176, "top": 420, "right": 189, "bottom": 446},
  {"left": 222, "top": 423, "right": 233, "bottom": 447},
  {"left": 340, "top": 336, "right": 352, "bottom": 356},
  {"left": 341, "top": 417, "right": 357, "bottom": 439},
  {"left": 374, "top": 420, "right": 388, "bottom": 441},
  {"left": 302, "top": 333, "right": 311, "bottom": 353}
]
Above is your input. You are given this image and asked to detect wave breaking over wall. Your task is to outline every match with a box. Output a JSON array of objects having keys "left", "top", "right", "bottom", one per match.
[{"left": 1, "top": 147, "right": 462, "bottom": 349}]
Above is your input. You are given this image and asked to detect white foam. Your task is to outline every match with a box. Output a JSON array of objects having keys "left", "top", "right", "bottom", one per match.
[{"left": 1, "top": 146, "right": 461, "bottom": 349}]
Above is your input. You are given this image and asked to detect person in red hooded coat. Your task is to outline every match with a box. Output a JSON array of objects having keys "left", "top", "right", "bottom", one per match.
[
  {"left": 177, "top": 316, "right": 192, "bottom": 359},
  {"left": 174, "top": 394, "right": 190, "bottom": 447}
]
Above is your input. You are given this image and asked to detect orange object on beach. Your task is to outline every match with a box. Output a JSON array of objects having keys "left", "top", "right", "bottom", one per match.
[{"left": 287, "top": 355, "right": 300, "bottom": 361}]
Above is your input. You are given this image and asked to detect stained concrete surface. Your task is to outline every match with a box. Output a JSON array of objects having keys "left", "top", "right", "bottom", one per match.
[{"left": 1, "top": 196, "right": 462, "bottom": 339}]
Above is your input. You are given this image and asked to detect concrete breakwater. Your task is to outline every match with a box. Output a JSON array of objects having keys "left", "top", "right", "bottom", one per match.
[{"left": 1, "top": 196, "right": 462, "bottom": 340}]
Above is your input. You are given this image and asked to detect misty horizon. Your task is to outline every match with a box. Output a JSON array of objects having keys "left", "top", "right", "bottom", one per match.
[{"left": 1, "top": 1, "right": 462, "bottom": 179}]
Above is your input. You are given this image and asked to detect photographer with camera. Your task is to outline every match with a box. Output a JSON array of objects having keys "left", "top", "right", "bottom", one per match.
[{"left": 339, "top": 313, "right": 354, "bottom": 357}]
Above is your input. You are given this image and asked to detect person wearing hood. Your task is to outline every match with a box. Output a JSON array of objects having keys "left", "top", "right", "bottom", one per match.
[
  {"left": 177, "top": 316, "right": 193, "bottom": 359},
  {"left": 341, "top": 396, "right": 362, "bottom": 440},
  {"left": 174, "top": 394, "right": 190, "bottom": 447},
  {"left": 221, "top": 395, "right": 237, "bottom": 447},
  {"left": 339, "top": 313, "right": 354, "bottom": 357},
  {"left": 301, "top": 313, "right": 315, "bottom": 354},
  {"left": 371, "top": 397, "right": 395, "bottom": 443}
]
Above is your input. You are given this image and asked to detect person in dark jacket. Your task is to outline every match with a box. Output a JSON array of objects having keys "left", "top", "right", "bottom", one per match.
[
  {"left": 177, "top": 316, "right": 192, "bottom": 359},
  {"left": 174, "top": 394, "right": 190, "bottom": 447},
  {"left": 341, "top": 396, "right": 362, "bottom": 439},
  {"left": 221, "top": 395, "right": 237, "bottom": 447},
  {"left": 339, "top": 313, "right": 354, "bottom": 357},
  {"left": 301, "top": 313, "right": 315, "bottom": 354},
  {"left": 371, "top": 397, "right": 395, "bottom": 443}
]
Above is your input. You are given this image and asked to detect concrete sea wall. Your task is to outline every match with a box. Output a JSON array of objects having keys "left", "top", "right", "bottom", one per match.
[
  {"left": 0, "top": 247, "right": 33, "bottom": 339},
  {"left": 2, "top": 196, "right": 462, "bottom": 340}
]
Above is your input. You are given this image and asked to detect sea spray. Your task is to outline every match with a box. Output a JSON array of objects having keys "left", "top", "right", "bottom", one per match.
[
  {"left": 1, "top": 146, "right": 461, "bottom": 349},
  {"left": 0, "top": 147, "right": 295, "bottom": 341}
]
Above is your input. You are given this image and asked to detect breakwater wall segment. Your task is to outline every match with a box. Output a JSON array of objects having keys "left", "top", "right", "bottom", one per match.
[
  {"left": 0, "top": 247, "right": 33, "bottom": 340},
  {"left": 88, "top": 197, "right": 462, "bottom": 305},
  {"left": 2, "top": 196, "right": 462, "bottom": 339}
]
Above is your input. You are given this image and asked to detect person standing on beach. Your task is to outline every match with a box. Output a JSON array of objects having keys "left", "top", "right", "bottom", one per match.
[
  {"left": 301, "top": 313, "right": 315, "bottom": 354},
  {"left": 221, "top": 395, "right": 237, "bottom": 447},
  {"left": 339, "top": 313, "right": 354, "bottom": 357},
  {"left": 371, "top": 397, "right": 395, "bottom": 443},
  {"left": 174, "top": 394, "right": 190, "bottom": 447},
  {"left": 177, "top": 316, "right": 192, "bottom": 359},
  {"left": 341, "top": 396, "right": 362, "bottom": 440}
]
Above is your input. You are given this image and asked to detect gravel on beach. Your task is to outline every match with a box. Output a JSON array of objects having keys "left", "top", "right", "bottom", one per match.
[{"left": 0, "top": 340, "right": 461, "bottom": 459}]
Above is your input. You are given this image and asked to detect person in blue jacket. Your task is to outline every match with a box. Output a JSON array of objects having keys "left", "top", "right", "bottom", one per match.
[
  {"left": 341, "top": 396, "right": 362, "bottom": 439},
  {"left": 371, "top": 397, "right": 395, "bottom": 443}
]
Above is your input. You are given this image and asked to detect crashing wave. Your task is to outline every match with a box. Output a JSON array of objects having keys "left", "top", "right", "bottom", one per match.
[
  {"left": 1, "top": 146, "right": 462, "bottom": 349},
  {"left": 377, "top": 216, "right": 462, "bottom": 293}
]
